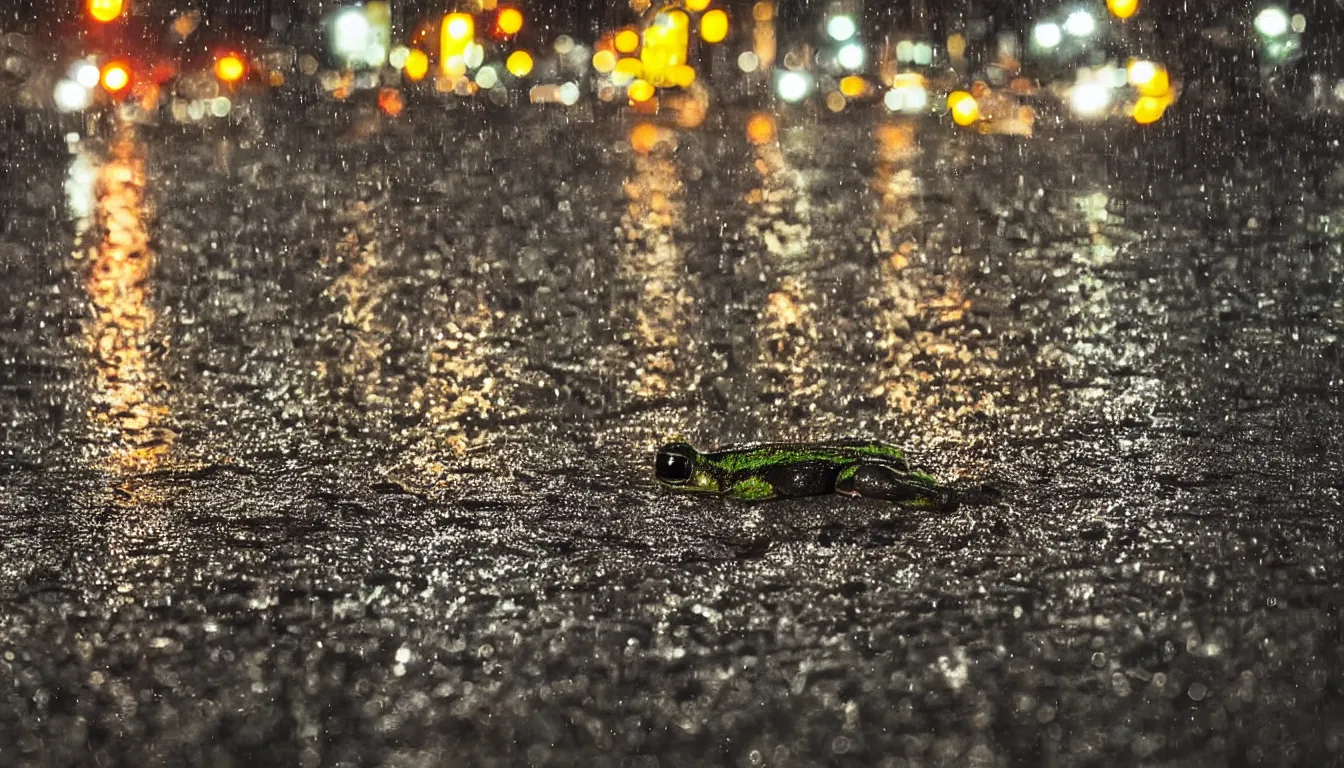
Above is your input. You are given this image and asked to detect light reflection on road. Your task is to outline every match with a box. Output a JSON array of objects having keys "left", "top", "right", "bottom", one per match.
[
  {"left": 745, "top": 113, "right": 825, "bottom": 405},
  {"left": 861, "top": 120, "right": 1005, "bottom": 453},
  {"left": 76, "top": 130, "right": 177, "bottom": 475},
  {"left": 620, "top": 121, "right": 691, "bottom": 400}
]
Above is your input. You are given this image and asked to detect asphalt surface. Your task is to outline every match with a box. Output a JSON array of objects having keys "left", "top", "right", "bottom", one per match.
[{"left": 1, "top": 100, "right": 1343, "bottom": 767}]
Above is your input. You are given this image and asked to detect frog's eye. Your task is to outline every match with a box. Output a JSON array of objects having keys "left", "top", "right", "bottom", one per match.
[{"left": 656, "top": 444, "right": 695, "bottom": 484}]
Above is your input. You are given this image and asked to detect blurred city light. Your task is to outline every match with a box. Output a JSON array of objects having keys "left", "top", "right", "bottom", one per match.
[
  {"left": 88, "top": 0, "right": 124, "bottom": 23},
  {"left": 73, "top": 61, "right": 101, "bottom": 90},
  {"left": 1132, "top": 94, "right": 1169, "bottom": 124},
  {"left": 101, "top": 62, "right": 130, "bottom": 94},
  {"left": 54, "top": 80, "right": 92, "bottom": 113},
  {"left": 497, "top": 8, "right": 524, "bottom": 36},
  {"left": 777, "top": 70, "right": 810, "bottom": 102},
  {"left": 629, "top": 78, "right": 655, "bottom": 102},
  {"left": 746, "top": 112, "right": 775, "bottom": 144},
  {"left": 404, "top": 49, "right": 429, "bottom": 81},
  {"left": 1107, "top": 0, "right": 1139, "bottom": 19},
  {"left": 1033, "top": 22, "right": 1062, "bottom": 49},
  {"left": 948, "top": 90, "right": 979, "bottom": 125},
  {"left": 506, "top": 50, "right": 534, "bottom": 77},
  {"left": 826, "top": 15, "right": 856, "bottom": 42},
  {"left": 334, "top": 8, "right": 372, "bottom": 59},
  {"left": 837, "top": 42, "right": 864, "bottom": 70},
  {"left": 215, "top": 54, "right": 246, "bottom": 84},
  {"left": 1254, "top": 7, "right": 1289, "bottom": 37},
  {"left": 1069, "top": 81, "right": 1112, "bottom": 116},
  {"left": 593, "top": 49, "right": 617, "bottom": 73},
  {"left": 616, "top": 29, "right": 640, "bottom": 54},
  {"left": 1064, "top": 10, "right": 1097, "bottom": 38},
  {"left": 701, "top": 10, "right": 729, "bottom": 44}
]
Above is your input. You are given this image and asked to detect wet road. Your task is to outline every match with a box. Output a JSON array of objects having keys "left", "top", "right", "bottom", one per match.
[{"left": 1, "top": 103, "right": 1343, "bottom": 767}]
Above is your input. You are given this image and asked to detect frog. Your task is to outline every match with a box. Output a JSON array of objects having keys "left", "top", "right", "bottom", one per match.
[{"left": 654, "top": 439, "right": 957, "bottom": 510}]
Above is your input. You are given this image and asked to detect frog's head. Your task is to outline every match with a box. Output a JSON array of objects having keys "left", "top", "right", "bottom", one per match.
[{"left": 655, "top": 442, "right": 700, "bottom": 488}]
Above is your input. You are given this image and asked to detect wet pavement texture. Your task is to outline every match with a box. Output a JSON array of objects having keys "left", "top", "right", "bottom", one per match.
[{"left": 1, "top": 105, "right": 1343, "bottom": 767}]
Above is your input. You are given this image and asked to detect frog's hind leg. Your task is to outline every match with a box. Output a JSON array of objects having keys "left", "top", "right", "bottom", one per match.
[{"left": 840, "top": 464, "right": 958, "bottom": 510}]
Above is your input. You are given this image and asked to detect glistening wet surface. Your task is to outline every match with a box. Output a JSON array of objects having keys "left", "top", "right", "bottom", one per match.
[{"left": 1, "top": 107, "right": 1342, "bottom": 766}]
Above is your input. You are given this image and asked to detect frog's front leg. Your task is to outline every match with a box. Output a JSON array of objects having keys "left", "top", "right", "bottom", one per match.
[{"left": 836, "top": 463, "right": 958, "bottom": 510}]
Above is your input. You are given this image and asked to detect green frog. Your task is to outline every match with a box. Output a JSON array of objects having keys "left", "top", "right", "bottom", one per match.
[{"left": 654, "top": 439, "right": 957, "bottom": 510}]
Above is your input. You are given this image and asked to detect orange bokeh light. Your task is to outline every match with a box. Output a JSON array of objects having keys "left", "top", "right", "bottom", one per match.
[
  {"left": 88, "top": 0, "right": 124, "bottom": 23},
  {"left": 378, "top": 88, "right": 405, "bottom": 117},
  {"left": 215, "top": 54, "right": 246, "bottom": 83},
  {"left": 745, "top": 112, "right": 775, "bottom": 145},
  {"left": 101, "top": 63, "right": 130, "bottom": 93}
]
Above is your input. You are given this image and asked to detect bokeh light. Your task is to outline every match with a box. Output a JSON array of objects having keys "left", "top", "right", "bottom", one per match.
[
  {"left": 593, "top": 49, "right": 617, "bottom": 73},
  {"left": 948, "top": 90, "right": 979, "bottom": 125},
  {"left": 700, "top": 10, "right": 729, "bottom": 44},
  {"left": 1132, "top": 94, "right": 1169, "bottom": 124},
  {"left": 404, "top": 48, "right": 429, "bottom": 81},
  {"left": 506, "top": 50, "right": 534, "bottom": 77},
  {"left": 628, "top": 78, "right": 656, "bottom": 102},
  {"left": 101, "top": 62, "right": 130, "bottom": 93},
  {"left": 215, "top": 54, "right": 246, "bottom": 84},
  {"left": 496, "top": 7, "right": 523, "bottom": 36},
  {"left": 615, "top": 29, "right": 641, "bottom": 54},
  {"left": 826, "top": 15, "right": 856, "bottom": 42},
  {"left": 88, "top": 0, "right": 123, "bottom": 23},
  {"left": 1107, "top": 0, "right": 1139, "bottom": 19},
  {"left": 745, "top": 113, "right": 775, "bottom": 145}
]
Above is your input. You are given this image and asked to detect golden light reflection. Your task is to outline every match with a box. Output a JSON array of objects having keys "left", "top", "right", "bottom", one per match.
[
  {"left": 80, "top": 132, "right": 176, "bottom": 474},
  {"left": 751, "top": 2, "right": 776, "bottom": 71},
  {"left": 744, "top": 114, "right": 824, "bottom": 400},
  {"left": 410, "top": 301, "right": 516, "bottom": 463},
  {"left": 863, "top": 122, "right": 1001, "bottom": 436},
  {"left": 620, "top": 122, "right": 690, "bottom": 399}
]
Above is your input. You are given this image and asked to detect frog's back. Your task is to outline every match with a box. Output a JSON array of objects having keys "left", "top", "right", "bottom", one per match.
[{"left": 705, "top": 439, "right": 908, "bottom": 472}]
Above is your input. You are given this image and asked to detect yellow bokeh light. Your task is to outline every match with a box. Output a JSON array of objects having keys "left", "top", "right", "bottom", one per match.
[
  {"left": 1132, "top": 94, "right": 1168, "bottom": 124},
  {"left": 445, "top": 13, "right": 473, "bottom": 41},
  {"left": 442, "top": 12, "right": 475, "bottom": 72},
  {"left": 752, "top": 1, "right": 774, "bottom": 22},
  {"left": 628, "top": 78, "right": 656, "bottom": 102},
  {"left": 669, "top": 64, "right": 696, "bottom": 88},
  {"left": 700, "top": 9, "right": 729, "bottom": 44},
  {"left": 686, "top": 0, "right": 712, "bottom": 11},
  {"left": 101, "top": 63, "right": 130, "bottom": 93},
  {"left": 614, "top": 56, "right": 644, "bottom": 82},
  {"left": 948, "top": 90, "right": 980, "bottom": 125},
  {"left": 497, "top": 7, "right": 524, "bottom": 35},
  {"left": 947, "top": 33, "right": 967, "bottom": 59},
  {"left": 506, "top": 50, "right": 534, "bottom": 77},
  {"left": 642, "top": 10, "right": 690, "bottom": 87},
  {"left": 745, "top": 112, "right": 775, "bottom": 145},
  {"left": 839, "top": 75, "right": 866, "bottom": 97},
  {"left": 1107, "top": 0, "right": 1139, "bottom": 20},
  {"left": 615, "top": 29, "right": 641, "bottom": 53},
  {"left": 825, "top": 91, "right": 846, "bottom": 112},
  {"left": 592, "top": 49, "right": 617, "bottom": 73},
  {"left": 215, "top": 54, "right": 246, "bottom": 83},
  {"left": 404, "top": 48, "right": 429, "bottom": 81},
  {"left": 88, "top": 0, "right": 124, "bottom": 23},
  {"left": 1128, "top": 61, "right": 1170, "bottom": 98}
]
